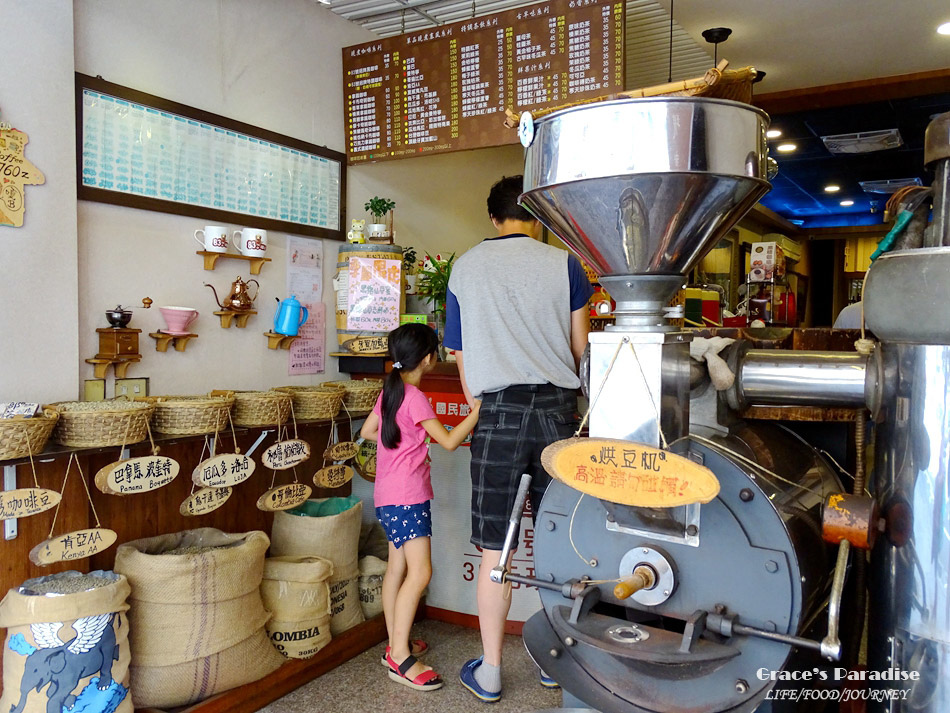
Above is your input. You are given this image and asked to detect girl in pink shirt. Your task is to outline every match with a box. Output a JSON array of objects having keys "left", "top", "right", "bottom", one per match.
[{"left": 360, "top": 323, "right": 480, "bottom": 691}]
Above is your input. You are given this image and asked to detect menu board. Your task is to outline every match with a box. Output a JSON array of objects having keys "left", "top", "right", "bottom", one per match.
[{"left": 343, "top": 0, "right": 624, "bottom": 164}]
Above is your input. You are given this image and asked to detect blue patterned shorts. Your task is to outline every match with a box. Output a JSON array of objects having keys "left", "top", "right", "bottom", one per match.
[{"left": 375, "top": 501, "right": 432, "bottom": 549}]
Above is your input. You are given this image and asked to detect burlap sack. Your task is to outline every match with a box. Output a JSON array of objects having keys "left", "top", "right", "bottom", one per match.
[
  {"left": 113, "top": 528, "right": 282, "bottom": 708},
  {"left": 0, "top": 571, "right": 133, "bottom": 713},
  {"left": 266, "top": 614, "right": 332, "bottom": 659},
  {"left": 261, "top": 556, "right": 333, "bottom": 621},
  {"left": 358, "top": 555, "right": 389, "bottom": 620},
  {"left": 270, "top": 497, "right": 362, "bottom": 578},
  {"left": 359, "top": 520, "right": 391, "bottom": 561},
  {"left": 129, "top": 628, "right": 283, "bottom": 709},
  {"left": 328, "top": 576, "right": 364, "bottom": 635}
]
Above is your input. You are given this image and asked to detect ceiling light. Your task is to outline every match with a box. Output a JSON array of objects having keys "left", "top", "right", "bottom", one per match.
[
  {"left": 821, "top": 129, "right": 903, "bottom": 154},
  {"left": 938, "top": 21, "right": 950, "bottom": 35},
  {"left": 766, "top": 129, "right": 782, "bottom": 138},
  {"left": 824, "top": 184, "right": 841, "bottom": 193},
  {"left": 776, "top": 143, "right": 797, "bottom": 153},
  {"left": 840, "top": 200, "right": 855, "bottom": 206}
]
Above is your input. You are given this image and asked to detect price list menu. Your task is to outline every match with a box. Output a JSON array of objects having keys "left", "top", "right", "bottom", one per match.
[{"left": 343, "top": 0, "right": 624, "bottom": 164}]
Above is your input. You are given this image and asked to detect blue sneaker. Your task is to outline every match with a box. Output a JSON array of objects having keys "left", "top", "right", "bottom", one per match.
[
  {"left": 459, "top": 657, "right": 501, "bottom": 703},
  {"left": 540, "top": 669, "right": 560, "bottom": 689}
]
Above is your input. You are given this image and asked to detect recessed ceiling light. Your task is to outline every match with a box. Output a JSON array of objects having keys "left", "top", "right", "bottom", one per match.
[
  {"left": 824, "top": 184, "right": 841, "bottom": 193},
  {"left": 776, "top": 143, "right": 797, "bottom": 153},
  {"left": 767, "top": 129, "right": 782, "bottom": 138},
  {"left": 840, "top": 200, "right": 855, "bottom": 206},
  {"left": 938, "top": 21, "right": 950, "bottom": 35}
]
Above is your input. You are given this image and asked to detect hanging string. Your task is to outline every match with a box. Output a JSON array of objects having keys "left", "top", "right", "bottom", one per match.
[
  {"left": 575, "top": 339, "right": 625, "bottom": 436},
  {"left": 290, "top": 402, "right": 299, "bottom": 440},
  {"left": 21, "top": 422, "right": 39, "bottom": 488},
  {"left": 145, "top": 419, "right": 159, "bottom": 456},
  {"left": 75, "top": 456, "right": 102, "bottom": 528},
  {"left": 228, "top": 412, "right": 240, "bottom": 454},
  {"left": 568, "top": 493, "right": 597, "bottom": 566},
  {"left": 47, "top": 453, "right": 102, "bottom": 538},
  {"left": 626, "top": 342, "right": 668, "bottom": 449},
  {"left": 47, "top": 454, "right": 74, "bottom": 538}
]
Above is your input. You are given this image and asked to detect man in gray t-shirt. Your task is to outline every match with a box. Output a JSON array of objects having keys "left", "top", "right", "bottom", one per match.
[{"left": 444, "top": 175, "right": 592, "bottom": 701}]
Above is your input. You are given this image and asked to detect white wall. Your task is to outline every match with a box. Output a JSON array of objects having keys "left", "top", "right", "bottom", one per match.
[
  {"left": 0, "top": 0, "right": 79, "bottom": 403},
  {"left": 46, "top": 0, "right": 374, "bottom": 399}
]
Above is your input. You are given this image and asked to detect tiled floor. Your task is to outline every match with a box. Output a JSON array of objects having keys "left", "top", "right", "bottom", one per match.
[{"left": 259, "top": 619, "right": 563, "bottom": 713}]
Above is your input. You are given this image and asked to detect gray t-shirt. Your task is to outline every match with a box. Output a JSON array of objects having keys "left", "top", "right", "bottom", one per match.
[{"left": 445, "top": 236, "right": 585, "bottom": 398}]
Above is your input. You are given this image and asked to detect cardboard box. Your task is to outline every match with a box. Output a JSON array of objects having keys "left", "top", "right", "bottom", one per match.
[{"left": 400, "top": 313, "right": 428, "bottom": 324}]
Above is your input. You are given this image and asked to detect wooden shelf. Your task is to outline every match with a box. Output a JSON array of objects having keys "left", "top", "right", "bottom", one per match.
[
  {"left": 265, "top": 331, "right": 300, "bottom": 350},
  {"left": 149, "top": 332, "right": 198, "bottom": 352},
  {"left": 215, "top": 310, "right": 256, "bottom": 328},
  {"left": 198, "top": 250, "right": 271, "bottom": 275},
  {"left": 85, "top": 355, "right": 141, "bottom": 379}
]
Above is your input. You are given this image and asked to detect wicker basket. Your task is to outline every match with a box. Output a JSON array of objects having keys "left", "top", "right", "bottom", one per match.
[
  {"left": 273, "top": 386, "right": 343, "bottom": 421},
  {"left": 50, "top": 400, "right": 154, "bottom": 448},
  {"left": 146, "top": 393, "right": 235, "bottom": 435},
  {"left": 0, "top": 407, "right": 59, "bottom": 461},
  {"left": 319, "top": 379, "right": 383, "bottom": 412},
  {"left": 231, "top": 390, "right": 292, "bottom": 427}
]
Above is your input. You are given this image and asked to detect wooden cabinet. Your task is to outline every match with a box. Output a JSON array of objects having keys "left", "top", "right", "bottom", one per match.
[{"left": 95, "top": 327, "right": 140, "bottom": 358}]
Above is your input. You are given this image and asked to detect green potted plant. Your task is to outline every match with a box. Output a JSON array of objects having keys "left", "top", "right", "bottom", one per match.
[
  {"left": 417, "top": 252, "right": 456, "bottom": 359},
  {"left": 364, "top": 196, "right": 396, "bottom": 242},
  {"left": 402, "top": 246, "right": 419, "bottom": 294}
]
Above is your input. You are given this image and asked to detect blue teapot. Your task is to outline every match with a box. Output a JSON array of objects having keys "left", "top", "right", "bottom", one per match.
[{"left": 274, "top": 295, "right": 309, "bottom": 336}]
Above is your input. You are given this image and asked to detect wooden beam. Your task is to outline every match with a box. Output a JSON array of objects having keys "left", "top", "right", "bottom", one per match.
[
  {"left": 754, "top": 68, "right": 950, "bottom": 116},
  {"left": 805, "top": 224, "right": 888, "bottom": 240},
  {"left": 745, "top": 204, "right": 803, "bottom": 236}
]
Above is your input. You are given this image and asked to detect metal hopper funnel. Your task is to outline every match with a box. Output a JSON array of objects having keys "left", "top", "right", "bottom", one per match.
[{"left": 520, "top": 97, "right": 771, "bottom": 328}]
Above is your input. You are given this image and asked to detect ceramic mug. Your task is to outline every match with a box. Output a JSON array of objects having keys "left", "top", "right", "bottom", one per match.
[
  {"left": 232, "top": 228, "right": 267, "bottom": 257},
  {"left": 159, "top": 306, "right": 199, "bottom": 335},
  {"left": 194, "top": 225, "right": 229, "bottom": 253}
]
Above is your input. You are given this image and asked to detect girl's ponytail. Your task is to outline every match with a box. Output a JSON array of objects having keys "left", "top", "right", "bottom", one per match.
[{"left": 379, "top": 323, "right": 440, "bottom": 450}]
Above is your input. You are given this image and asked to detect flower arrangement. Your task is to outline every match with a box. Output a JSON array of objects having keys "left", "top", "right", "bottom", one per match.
[
  {"left": 364, "top": 196, "right": 396, "bottom": 222},
  {"left": 417, "top": 252, "right": 455, "bottom": 312}
]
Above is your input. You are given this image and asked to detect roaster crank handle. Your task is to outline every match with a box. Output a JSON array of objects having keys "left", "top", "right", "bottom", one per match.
[
  {"left": 819, "top": 539, "right": 849, "bottom": 661},
  {"left": 490, "top": 473, "right": 532, "bottom": 584}
]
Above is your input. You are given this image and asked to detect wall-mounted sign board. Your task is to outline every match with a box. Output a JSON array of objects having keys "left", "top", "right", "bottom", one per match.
[
  {"left": 342, "top": 0, "right": 624, "bottom": 164},
  {"left": 76, "top": 73, "right": 345, "bottom": 240}
]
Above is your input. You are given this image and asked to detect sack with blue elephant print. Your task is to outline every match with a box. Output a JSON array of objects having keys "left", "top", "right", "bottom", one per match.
[{"left": 0, "top": 570, "right": 132, "bottom": 713}]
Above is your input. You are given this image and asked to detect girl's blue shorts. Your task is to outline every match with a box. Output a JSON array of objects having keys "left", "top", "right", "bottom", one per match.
[{"left": 375, "top": 501, "right": 432, "bottom": 549}]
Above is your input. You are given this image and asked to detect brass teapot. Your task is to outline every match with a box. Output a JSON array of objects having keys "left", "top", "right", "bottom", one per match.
[{"left": 205, "top": 276, "right": 259, "bottom": 312}]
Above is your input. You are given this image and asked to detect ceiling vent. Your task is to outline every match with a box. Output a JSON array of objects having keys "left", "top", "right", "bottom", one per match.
[
  {"left": 859, "top": 177, "right": 923, "bottom": 194},
  {"left": 821, "top": 129, "right": 903, "bottom": 154}
]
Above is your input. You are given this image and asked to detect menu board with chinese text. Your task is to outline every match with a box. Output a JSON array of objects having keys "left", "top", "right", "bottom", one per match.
[{"left": 343, "top": 0, "right": 624, "bottom": 164}]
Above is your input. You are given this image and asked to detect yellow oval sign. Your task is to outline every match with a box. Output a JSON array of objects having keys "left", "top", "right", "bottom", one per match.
[
  {"left": 257, "top": 483, "right": 312, "bottom": 512},
  {"left": 95, "top": 456, "right": 180, "bottom": 495},
  {"left": 354, "top": 440, "right": 377, "bottom": 483},
  {"left": 180, "top": 486, "right": 233, "bottom": 516},
  {"left": 541, "top": 437, "right": 720, "bottom": 507},
  {"left": 313, "top": 464, "right": 354, "bottom": 489},
  {"left": 324, "top": 441, "right": 359, "bottom": 462},
  {"left": 0, "top": 488, "right": 61, "bottom": 519},
  {"left": 192, "top": 453, "right": 256, "bottom": 488},
  {"left": 262, "top": 439, "right": 311, "bottom": 470},
  {"left": 29, "top": 528, "right": 118, "bottom": 566}
]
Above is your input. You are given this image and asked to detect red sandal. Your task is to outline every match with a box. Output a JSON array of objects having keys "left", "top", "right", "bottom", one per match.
[
  {"left": 380, "top": 639, "right": 429, "bottom": 668},
  {"left": 386, "top": 653, "right": 443, "bottom": 691}
]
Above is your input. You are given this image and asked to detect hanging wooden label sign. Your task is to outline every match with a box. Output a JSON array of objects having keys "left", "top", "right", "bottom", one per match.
[
  {"left": 341, "top": 335, "right": 388, "bottom": 355},
  {"left": 257, "top": 483, "right": 312, "bottom": 512},
  {"left": 0, "top": 126, "right": 46, "bottom": 228},
  {"left": 180, "top": 486, "right": 233, "bottom": 516},
  {"left": 0, "top": 488, "right": 61, "bottom": 519},
  {"left": 541, "top": 437, "right": 720, "bottom": 508},
  {"left": 324, "top": 441, "right": 359, "bottom": 462},
  {"left": 94, "top": 456, "right": 180, "bottom": 495},
  {"left": 192, "top": 453, "right": 256, "bottom": 488},
  {"left": 314, "top": 464, "right": 354, "bottom": 489},
  {"left": 29, "top": 528, "right": 118, "bottom": 566},
  {"left": 354, "top": 439, "right": 377, "bottom": 483},
  {"left": 262, "top": 439, "right": 311, "bottom": 470}
]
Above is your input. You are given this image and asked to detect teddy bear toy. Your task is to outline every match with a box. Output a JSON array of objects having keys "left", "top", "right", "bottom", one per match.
[{"left": 347, "top": 219, "right": 366, "bottom": 244}]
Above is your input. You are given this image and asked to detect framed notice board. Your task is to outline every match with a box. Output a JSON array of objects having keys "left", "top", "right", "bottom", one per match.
[
  {"left": 76, "top": 74, "right": 345, "bottom": 240},
  {"left": 343, "top": 0, "right": 624, "bottom": 164}
]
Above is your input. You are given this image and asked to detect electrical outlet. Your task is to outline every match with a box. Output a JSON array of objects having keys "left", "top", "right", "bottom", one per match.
[{"left": 115, "top": 378, "right": 149, "bottom": 399}]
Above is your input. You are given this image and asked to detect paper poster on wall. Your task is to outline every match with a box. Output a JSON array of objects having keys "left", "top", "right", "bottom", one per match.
[
  {"left": 0, "top": 126, "right": 46, "bottom": 227},
  {"left": 287, "top": 237, "right": 325, "bottom": 375},
  {"left": 346, "top": 257, "right": 400, "bottom": 331}
]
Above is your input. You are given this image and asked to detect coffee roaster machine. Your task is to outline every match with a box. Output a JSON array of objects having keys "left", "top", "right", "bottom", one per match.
[{"left": 490, "top": 99, "right": 950, "bottom": 712}]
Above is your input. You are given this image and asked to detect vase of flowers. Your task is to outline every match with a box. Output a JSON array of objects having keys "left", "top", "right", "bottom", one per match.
[{"left": 364, "top": 196, "right": 396, "bottom": 242}]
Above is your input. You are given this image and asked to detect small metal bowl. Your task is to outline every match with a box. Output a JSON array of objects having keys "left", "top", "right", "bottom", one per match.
[{"left": 105, "top": 309, "right": 132, "bottom": 328}]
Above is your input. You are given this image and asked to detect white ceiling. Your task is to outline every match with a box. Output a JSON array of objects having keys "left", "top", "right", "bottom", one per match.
[{"left": 327, "top": 0, "right": 950, "bottom": 93}]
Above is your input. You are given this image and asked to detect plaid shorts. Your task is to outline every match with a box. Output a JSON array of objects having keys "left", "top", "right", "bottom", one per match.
[
  {"left": 376, "top": 501, "right": 432, "bottom": 549},
  {"left": 470, "top": 385, "right": 579, "bottom": 550}
]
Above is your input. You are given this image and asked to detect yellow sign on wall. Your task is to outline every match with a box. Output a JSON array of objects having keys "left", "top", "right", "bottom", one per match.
[{"left": 0, "top": 126, "right": 45, "bottom": 227}]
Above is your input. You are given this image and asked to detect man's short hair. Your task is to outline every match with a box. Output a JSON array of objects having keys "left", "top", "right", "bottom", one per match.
[{"left": 487, "top": 175, "right": 535, "bottom": 223}]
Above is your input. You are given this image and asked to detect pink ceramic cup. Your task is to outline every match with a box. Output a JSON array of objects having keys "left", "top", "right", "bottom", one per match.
[{"left": 159, "top": 306, "right": 199, "bottom": 335}]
